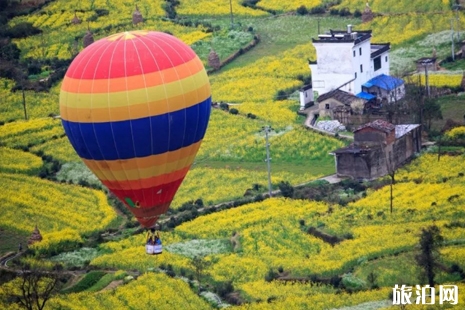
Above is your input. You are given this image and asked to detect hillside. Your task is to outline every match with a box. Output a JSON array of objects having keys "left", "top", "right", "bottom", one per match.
[{"left": 1, "top": 0, "right": 465, "bottom": 309}]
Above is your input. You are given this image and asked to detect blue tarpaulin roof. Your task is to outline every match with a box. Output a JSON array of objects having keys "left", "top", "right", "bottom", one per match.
[
  {"left": 362, "top": 74, "right": 404, "bottom": 91},
  {"left": 356, "top": 92, "right": 376, "bottom": 100}
]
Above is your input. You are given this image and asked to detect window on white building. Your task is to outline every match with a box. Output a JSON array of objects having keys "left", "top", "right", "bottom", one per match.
[
  {"left": 359, "top": 47, "right": 362, "bottom": 56},
  {"left": 360, "top": 64, "right": 363, "bottom": 73},
  {"left": 385, "top": 56, "right": 388, "bottom": 62},
  {"left": 325, "top": 104, "right": 330, "bottom": 109},
  {"left": 374, "top": 56, "right": 381, "bottom": 71},
  {"left": 353, "top": 50, "right": 355, "bottom": 57},
  {"left": 355, "top": 72, "right": 357, "bottom": 78}
]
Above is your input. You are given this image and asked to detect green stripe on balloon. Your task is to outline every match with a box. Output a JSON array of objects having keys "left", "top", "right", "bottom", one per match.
[{"left": 125, "top": 197, "right": 137, "bottom": 208}]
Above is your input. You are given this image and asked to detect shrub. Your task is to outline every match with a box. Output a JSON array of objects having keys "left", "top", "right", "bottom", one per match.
[
  {"left": 296, "top": 5, "right": 308, "bottom": 15},
  {"left": 215, "top": 281, "right": 234, "bottom": 298},
  {"left": 229, "top": 108, "right": 239, "bottom": 115},
  {"left": 7, "top": 22, "right": 41, "bottom": 38},
  {"left": 94, "top": 8, "right": 109, "bottom": 16},
  {"left": 310, "top": 6, "right": 325, "bottom": 14},
  {"left": 339, "top": 8, "right": 351, "bottom": 16},
  {"left": 278, "top": 181, "right": 294, "bottom": 198},
  {"left": 219, "top": 102, "right": 229, "bottom": 111}
]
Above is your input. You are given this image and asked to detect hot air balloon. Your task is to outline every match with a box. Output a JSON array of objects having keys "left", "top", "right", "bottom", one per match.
[{"left": 59, "top": 30, "right": 211, "bottom": 229}]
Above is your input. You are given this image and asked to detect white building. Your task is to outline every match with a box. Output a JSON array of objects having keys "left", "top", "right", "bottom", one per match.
[{"left": 309, "top": 25, "right": 390, "bottom": 98}]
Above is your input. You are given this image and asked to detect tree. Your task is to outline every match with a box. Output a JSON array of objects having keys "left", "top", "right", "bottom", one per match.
[
  {"left": 190, "top": 256, "right": 210, "bottom": 295},
  {"left": 278, "top": 181, "right": 294, "bottom": 198},
  {"left": 11, "top": 264, "right": 63, "bottom": 310},
  {"left": 415, "top": 225, "right": 444, "bottom": 287},
  {"left": 422, "top": 98, "right": 442, "bottom": 131}
]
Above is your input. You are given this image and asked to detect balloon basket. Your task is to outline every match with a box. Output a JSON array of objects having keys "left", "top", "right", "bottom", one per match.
[{"left": 146, "top": 244, "right": 162, "bottom": 255}]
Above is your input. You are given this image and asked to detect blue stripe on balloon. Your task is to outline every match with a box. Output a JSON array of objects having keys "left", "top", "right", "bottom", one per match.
[{"left": 62, "top": 97, "right": 211, "bottom": 160}]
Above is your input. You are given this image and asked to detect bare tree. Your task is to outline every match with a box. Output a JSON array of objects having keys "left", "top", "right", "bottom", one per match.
[{"left": 12, "top": 264, "right": 62, "bottom": 310}]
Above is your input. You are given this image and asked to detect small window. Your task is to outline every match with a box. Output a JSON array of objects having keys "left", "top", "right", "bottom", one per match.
[
  {"left": 360, "top": 64, "right": 363, "bottom": 73},
  {"left": 355, "top": 72, "right": 357, "bottom": 78},
  {"left": 305, "top": 92, "right": 307, "bottom": 97},
  {"left": 385, "top": 56, "right": 388, "bottom": 62},
  {"left": 359, "top": 47, "right": 362, "bottom": 56},
  {"left": 325, "top": 103, "right": 330, "bottom": 109},
  {"left": 353, "top": 50, "right": 356, "bottom": 57}
]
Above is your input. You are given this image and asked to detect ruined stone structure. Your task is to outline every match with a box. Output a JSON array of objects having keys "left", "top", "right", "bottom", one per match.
[
  {"left": 362, "top": 2, "right": 374, "bottom": 23},
  {"left": 28, "top": 225, "right": 43, "bottom": 245},
  {"left": 332, "top": 119, "right": 421, "bottom": 180},
  {"left": 208, "top": 49, "right": 221, "bottom": 70},
  {"left": 83, "top": 29, "right": 94, "bottom": 48},
  {"left": 71, "top": 11, "right": 81, "bottom": 25},
  {"left": 133, "top": 5, "right": 143, "bottom": 25}
]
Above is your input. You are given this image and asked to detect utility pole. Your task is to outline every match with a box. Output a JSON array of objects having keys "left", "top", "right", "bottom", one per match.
[
  {"left": 262, "top": 126, "right": 273, "bottom": 197},
  {"left": 451, "top": 19, "right": 455, "bottom": 61},
  {"left": 229, "top": 0, "right": 234, "bottom": 29},
  {"left": 424, "top": 63, "right": 430, "bottom": 97}
]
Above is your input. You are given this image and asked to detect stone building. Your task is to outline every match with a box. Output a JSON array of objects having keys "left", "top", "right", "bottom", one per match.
[
  {"left": 316, "top": 89, "right": 366, "bottom": 118},
  {"left": 332, "top": 119, "right": 421, "bottom": 180}
]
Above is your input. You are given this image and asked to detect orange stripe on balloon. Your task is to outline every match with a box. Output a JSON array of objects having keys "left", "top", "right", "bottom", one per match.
[
  {"left": 82, "top": 141, "right": 201, "bottom": 171},
  {"left": 61, "top": 57, "right": 205, "bottom": 94},
  {"left": 60, "top": 84, "right": 210, "bottom": 123},
  {"left": 87, "top": 151, "right": 198, "bottom": 182},
  {"left": 102, "top": 166, "right": 190, "bottom": 191}
]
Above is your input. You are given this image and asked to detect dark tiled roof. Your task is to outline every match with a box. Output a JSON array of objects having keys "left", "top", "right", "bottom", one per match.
[
  {"left": 300, "top": 84, "right": 312, "bottom": 91},
  {"left": 370, "top": 43, "right": 390, "bottom": 58},
  {"left": 317, "top": 89, "right": 364, "bottom": 105},
  {"left": 354, "top": 119, "right": 395, "bottom": 133}
]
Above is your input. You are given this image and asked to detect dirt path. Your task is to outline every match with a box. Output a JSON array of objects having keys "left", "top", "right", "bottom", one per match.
[{"left": 101, "top": 280, "right": 124, "bottom": 291}]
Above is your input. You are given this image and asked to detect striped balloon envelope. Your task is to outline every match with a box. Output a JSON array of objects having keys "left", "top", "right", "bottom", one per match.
[{"left": 60, "top": 30, "right": 211, "bottom": 228}]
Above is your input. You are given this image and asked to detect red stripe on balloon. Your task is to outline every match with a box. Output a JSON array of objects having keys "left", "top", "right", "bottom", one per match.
[
  {"left": 108, "top": 178, "right": 184, "bottom": 209},
  {"left": 66, "top": 32, "right": 197, "bottom": 80}
]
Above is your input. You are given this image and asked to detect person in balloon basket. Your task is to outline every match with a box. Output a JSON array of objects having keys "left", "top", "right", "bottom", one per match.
[{"left": 146, "top": 228, "right": 162, "bottom": 255}]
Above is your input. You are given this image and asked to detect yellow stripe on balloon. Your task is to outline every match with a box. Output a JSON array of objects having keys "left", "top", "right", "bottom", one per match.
[
  {"left": 60, "top": 69, "right": 209, "bottom": 110},
  {"left": 106, "top": 30, "right": 149, "bottom": 41},
  {"left": 61, "top": 58, "right": 205, "bottom": 94},
  {"left": 60, "top": 83, "right": 210, "bottom": 122}
]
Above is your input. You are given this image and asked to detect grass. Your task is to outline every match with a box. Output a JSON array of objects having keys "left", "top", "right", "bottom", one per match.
[
  {"left": 434, "top": 94, "right": 465, "bottom": 130},
  {"left": 61, "top": 271, "right": 107, "bottom": 294},
  {"left": 441, "top": 57, "right": 465, "bottom": 70},
  {"left": 197, "top": 15, "right": 361, "bottom": 73},
  {"left": 352, "top": 249, "right": 465, "bottom": 288},
  {"left": 193, "top": 160, "right": 335, "bottom": 178},
  {"left": 0, "top": 228, "right": 28, "bottom": 257}
]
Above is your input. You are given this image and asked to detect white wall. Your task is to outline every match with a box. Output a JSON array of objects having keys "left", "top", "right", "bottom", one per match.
[
  {"left": 299, "top": 88, "right": 314, "bottom": 110},
  {"left": 311, "top": 42, "right": 354, "bottom": 96},
  {"left": 351, "top": 39, "right": 372, "bottom": 94}
]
